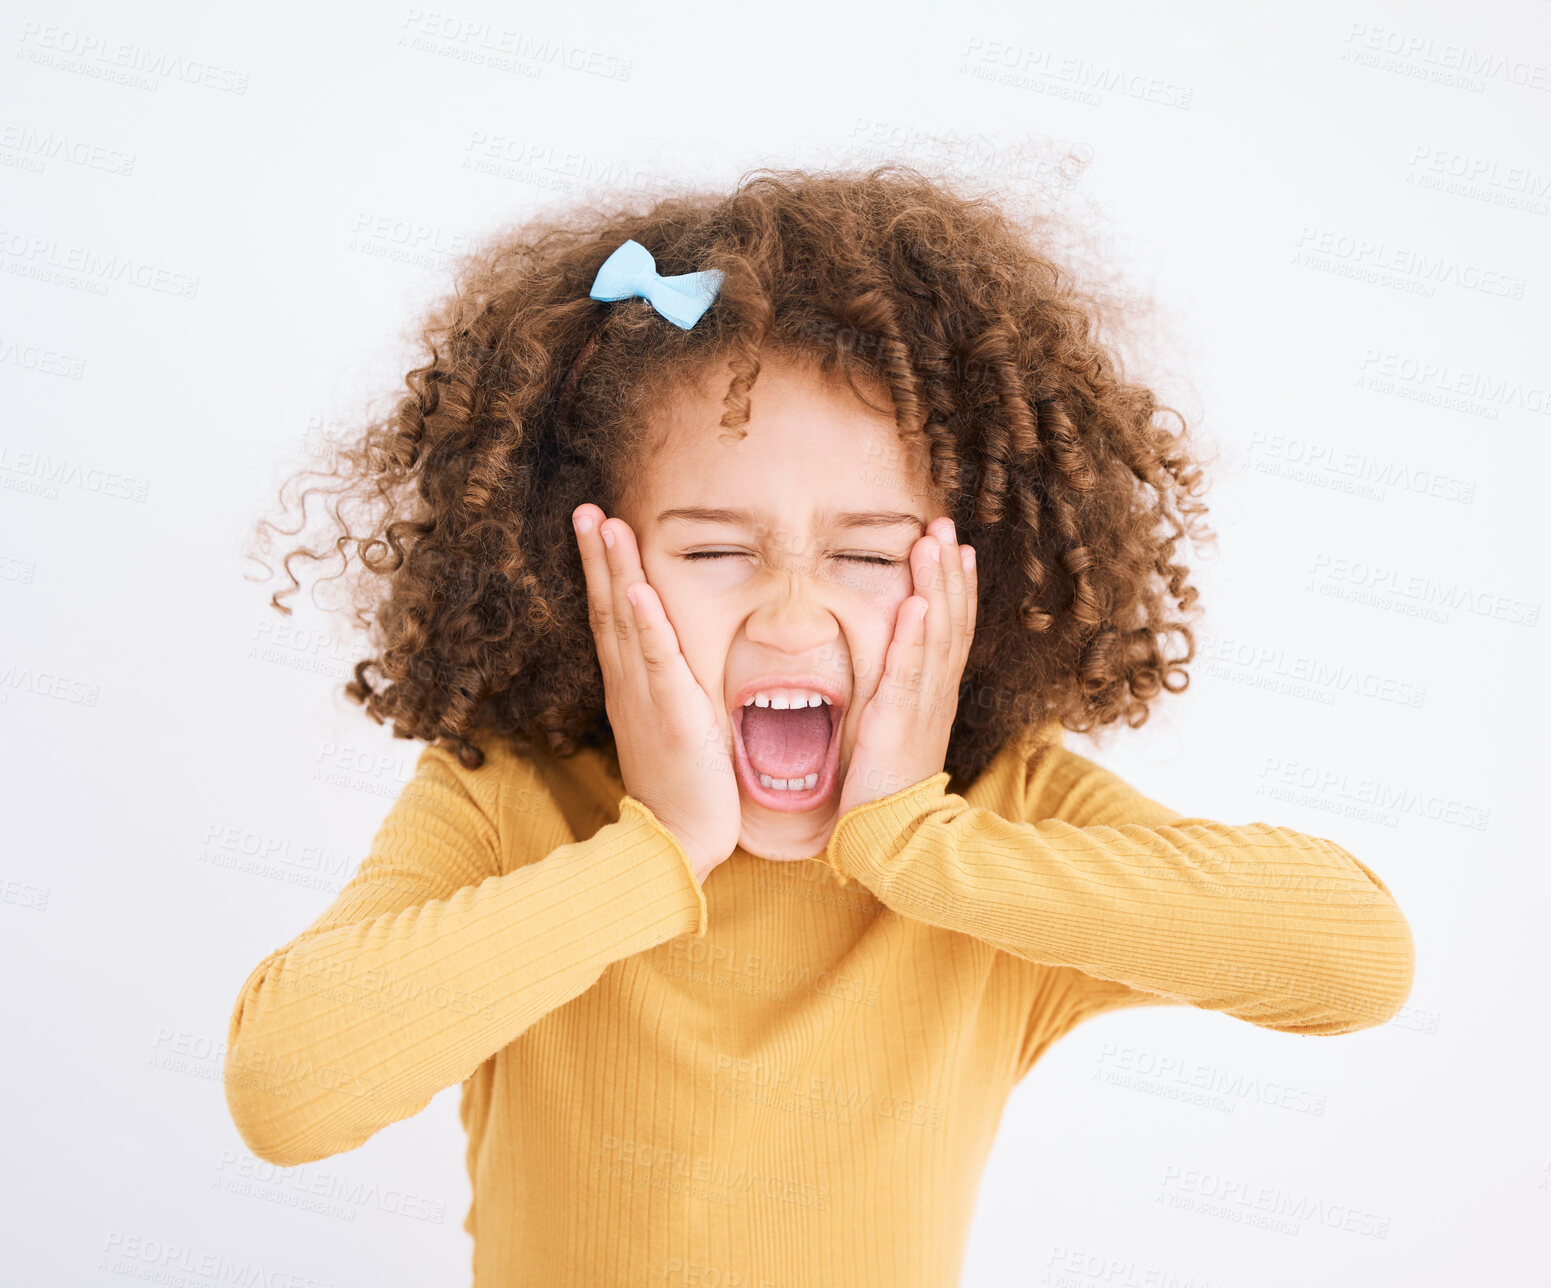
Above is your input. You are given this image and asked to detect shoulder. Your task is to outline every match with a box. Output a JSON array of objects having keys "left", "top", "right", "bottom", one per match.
[
  {"left": 954, "top": 718, "right": 1063, "bottom": 810},
  {"left": 409, "top": 731, "right": 522, "bottom": 806},
  {"left": 1016, "top": 722, "right": 1182, "bottom": 829},
  {"left": 416, "top": 729, "right": 628, "bottom": 871}
]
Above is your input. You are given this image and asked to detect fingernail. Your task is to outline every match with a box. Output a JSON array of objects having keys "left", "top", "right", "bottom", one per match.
[
  {"left": 964, "top": 546, "right": 975, "bottom": 571},
  {"left": 574, "top": 510, "right": 593, "bottom": 534},
  {"left": 601, "top": 524, "right": 615, "bottom": 549},
  {"left": 925, "top": 542, "right": 940, "bottom": 564}
]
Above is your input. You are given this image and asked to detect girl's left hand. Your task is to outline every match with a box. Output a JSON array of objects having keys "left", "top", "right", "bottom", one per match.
[{"left": 836, "top": 518, "right": 977, "bottom": 819}]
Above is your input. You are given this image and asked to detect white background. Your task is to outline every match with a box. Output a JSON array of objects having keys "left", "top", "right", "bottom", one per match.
[{"left": 2, "top": 1, "right": 1547, "bottom": 1284}]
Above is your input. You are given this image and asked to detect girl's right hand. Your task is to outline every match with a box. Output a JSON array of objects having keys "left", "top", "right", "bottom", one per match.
[{"left": 573, "top": 503, "right": 743, "bottom": 886}]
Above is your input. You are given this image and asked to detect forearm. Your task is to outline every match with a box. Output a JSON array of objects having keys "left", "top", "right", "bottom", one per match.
[
  {"left": 821, "top": 773, "right": 1415, "bottom": 1034},
  {"left": 224, "top": 797, "right": 704, "bottom": 1166}
]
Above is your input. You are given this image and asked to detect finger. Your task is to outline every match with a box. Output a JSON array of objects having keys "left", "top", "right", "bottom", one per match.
[
  {"left": 885, "top": 592, "right": 930, "bottom": 711},
  {"left": 601, "top": 515, "right": 651, "bottom": 698},
  {"left": 914, "top": 531, "right": 949, "bottom": 691},
  {"left": 623, "top": 577, "right": 678, "bottom": 677},
  {"left": 936, "top": 529, "right": 972, "bottom": 681},
  {"left": 574, "top": 503, "right": 622, "bottom": 678},
  {"left": 929, "top": 519, "right": 966, "bottom": 663},
  {"left": 962, "top": 543, "right": 978, "bottom": 649},
  {"left": 939, "top": 521, "right": 968, "bottom": 647},
  {"left": 626, "top": 574, "right": 731, "bottom": 765}
]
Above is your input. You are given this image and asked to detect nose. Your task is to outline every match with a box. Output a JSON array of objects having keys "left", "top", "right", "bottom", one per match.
[{"left": 742, "top": 558, "right": 841, "bottom": 653}]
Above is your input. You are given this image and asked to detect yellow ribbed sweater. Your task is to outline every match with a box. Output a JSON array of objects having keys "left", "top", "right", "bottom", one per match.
[{"left": 223, "top": 720, "right": 1415, "bottom": 1287}]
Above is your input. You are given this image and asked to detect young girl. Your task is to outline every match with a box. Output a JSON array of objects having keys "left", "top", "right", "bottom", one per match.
[{"left": 226, "top": 163, "right": 1414, "bottom": 1287}]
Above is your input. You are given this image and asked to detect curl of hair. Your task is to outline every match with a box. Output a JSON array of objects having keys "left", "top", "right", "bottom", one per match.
[{"left": 248, "top": 160, "right": 1216, "bottom": 787}]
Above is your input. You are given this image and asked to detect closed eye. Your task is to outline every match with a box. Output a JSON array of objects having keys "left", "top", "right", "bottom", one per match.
[{"left": 682, "top": 551, "right": 902, "bottom": 567}]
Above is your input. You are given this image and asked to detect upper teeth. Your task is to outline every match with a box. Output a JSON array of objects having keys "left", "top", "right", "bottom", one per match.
[{"left": 742, "top": 690, "right": 831, "bottom": 708}]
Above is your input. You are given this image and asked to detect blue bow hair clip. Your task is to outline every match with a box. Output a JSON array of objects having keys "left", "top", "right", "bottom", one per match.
[{"left": 588, "top": 238, "right": 724, "bottom": 331}]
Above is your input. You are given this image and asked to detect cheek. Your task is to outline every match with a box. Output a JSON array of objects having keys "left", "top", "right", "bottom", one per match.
[
  {"left": 842, "top": 598, "right": 906, "bottom": 693},
  {"left": 647, "top": 566, "right": 734, "bottom": 665}
]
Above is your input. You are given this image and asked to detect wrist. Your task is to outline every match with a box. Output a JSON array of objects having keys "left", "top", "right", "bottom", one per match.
[
  {"left": 658, "top": 826, "right": 718, "bottom": 885},
  {"left": 682, "top": 849, "right": 719, "bottom": 886}
]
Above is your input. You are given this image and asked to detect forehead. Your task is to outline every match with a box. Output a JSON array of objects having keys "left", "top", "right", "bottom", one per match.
[{"left": 632, "top": 353, "right": 938, "bottom": 518}]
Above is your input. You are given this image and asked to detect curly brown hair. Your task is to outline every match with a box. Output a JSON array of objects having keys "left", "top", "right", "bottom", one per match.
[{"left": 248, "top": 160, "right": 1216, "bottom": 790}]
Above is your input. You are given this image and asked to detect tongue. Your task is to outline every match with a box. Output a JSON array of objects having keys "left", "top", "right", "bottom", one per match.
[{"left": 741, "top": 704, "right": 831, "bottom": 779}]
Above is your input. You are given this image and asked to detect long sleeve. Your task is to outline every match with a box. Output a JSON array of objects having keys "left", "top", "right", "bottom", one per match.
[
  {"left": 818, "top": 741, "right": 1415, "bottom": 1037},
  {"left": 222, "top": 740, "right": 707, "bottom": 1168}
]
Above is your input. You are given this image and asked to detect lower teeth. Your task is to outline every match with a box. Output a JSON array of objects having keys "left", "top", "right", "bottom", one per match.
[{"left": 758, "top": 771, "right": 819, "bottom": 791}]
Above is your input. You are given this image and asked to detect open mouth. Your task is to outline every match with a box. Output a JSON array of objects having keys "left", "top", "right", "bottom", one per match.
[{"left": 730, "top": 695, "right": 844, "bottom": 813}]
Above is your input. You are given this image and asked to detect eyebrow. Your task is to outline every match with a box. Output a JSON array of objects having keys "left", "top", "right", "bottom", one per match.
[{"left": 655, "top": 506, "right": 926, "bottom": 532}]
